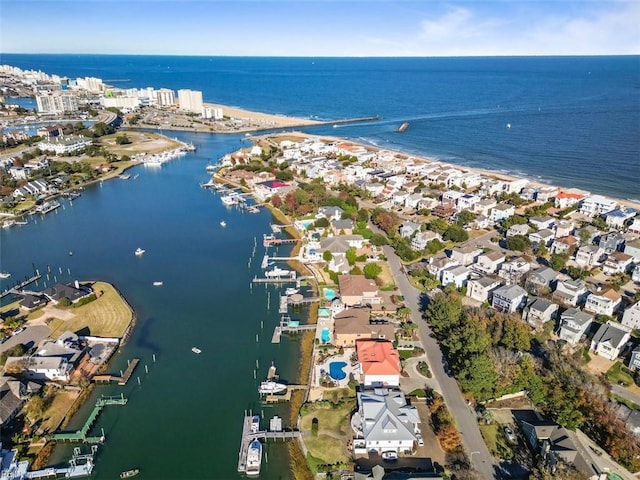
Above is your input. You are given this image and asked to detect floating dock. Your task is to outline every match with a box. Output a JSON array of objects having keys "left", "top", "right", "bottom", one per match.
[{"left": 50, "top": 395, "right": 127, "bottom": 444}]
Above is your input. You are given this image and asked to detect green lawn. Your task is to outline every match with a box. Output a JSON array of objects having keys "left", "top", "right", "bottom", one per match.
[
  {"left": 479, "top": 424, "right": 515, "bottom": 460},
  {"left": 606, "top": 362, "right": 634, "bottom": 387},
  {"left": 300, "top": 400, "right": 353, "bottom": 466},
  {"left": 46, "top": 281, "right": 133, "bottom": 338}
]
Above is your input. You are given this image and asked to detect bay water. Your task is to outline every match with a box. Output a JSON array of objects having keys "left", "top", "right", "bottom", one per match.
[{"left": 1, "top": 132, "right": 299, "bottom": 479}]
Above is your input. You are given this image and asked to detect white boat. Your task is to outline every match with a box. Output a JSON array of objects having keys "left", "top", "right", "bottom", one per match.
[
  {"left": 245, "top": 439, "right": 262, "bottom": 477},
  {"left": 119, "top": 174, "right": 131, "bottom": 180},
  {"left": 191, "top": 347, "right": 202, "bottom": 354},
  {"left": 205, "top": 164, "right": 217, "bottom": 172},
  {"left": 258, "top": 380, "right": 287, "bottom": 395},
  {"left": 250, "top": 415, "right": 260, "bottom": 433},
  {"left": 2, "top": 220, "right": 15, "bottom": 229},
  {"left": 153, "top": 281, "right": 163, "bottom": 286},
  {"left": 220, "top": 220, "right": 227, "bottom": 227},
  {"left": 381, "top": 451, "right": 398, "bottom": 461},
  {"left": 120, "top": 469, "right": 140, "bottom": 479},
  {"left": 134, "top": 248, "right": 145, "bottom": 256},
  {"left": 285, "top": 288, "right": 299, "bottom": 296},
  {"left": 221, "top": 193, "right": 240, "bottom": 206},
  {"left": 265, "top": 266, "right": 292, "bottom": 278},
  {"left": 0, "top": 272, "right": 10, "bottom": 279}
]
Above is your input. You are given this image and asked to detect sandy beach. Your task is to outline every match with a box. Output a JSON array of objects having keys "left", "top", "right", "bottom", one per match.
[{"left": 204, "top": 102, "right": 322, "bottom": 128}]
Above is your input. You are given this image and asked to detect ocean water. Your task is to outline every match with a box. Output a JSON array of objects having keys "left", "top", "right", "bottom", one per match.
[{"left": 2, "top": 54, "right": 639, "bottom": 199}]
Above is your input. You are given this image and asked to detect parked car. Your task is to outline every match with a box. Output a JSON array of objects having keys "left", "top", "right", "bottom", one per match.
[
  {"left": 12, "top": 327, "right": 26, "bottom": 336},
  {"left": 416, "top": 433, "right": 424, "bottom": 447},
  {"left": 504, "top": 426, "right": 517, "bottom": 443}
]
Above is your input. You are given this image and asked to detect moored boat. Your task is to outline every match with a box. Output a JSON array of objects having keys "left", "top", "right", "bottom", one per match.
[
  {"left": 265, "top": 266, "right": 293, "bottom": 278},
  {"left": 120, "top": 469, "right": 140, "bottom": 479},
  {"left": 0, "top": 272, "right": 11, "bottom": 279},
  {"left": 285, "top": 287, "right": 299, "bottom": 296},
  {"left": 251, "top": 415, "right": 260, "bottom": 433},
  {"left": 220, "top": 220, "right": 227, "bottom": 227},
  {"left": 258, "top": 380, "right": 287, "bottom": 395},
  {"left": 191, "top": 347, "right": 202, "bottom": 354},
  {"left": 153, "top": 281, "right": 163, "bottom": 286},
  {"left": 245, "top": 439, "right": 262, "bottom": 477},
  {"left": 134, "top": 247, "right": 145, "bottom": 256}
]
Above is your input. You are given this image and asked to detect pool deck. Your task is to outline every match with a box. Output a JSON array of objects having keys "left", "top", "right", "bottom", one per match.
[{"left": 314, "top": 350, "right": 357, "bottom": 388}]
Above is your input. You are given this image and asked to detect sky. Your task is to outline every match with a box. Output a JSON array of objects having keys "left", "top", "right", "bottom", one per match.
[{"left": 1, "top": 0, "right": 639, "bottom": 56}]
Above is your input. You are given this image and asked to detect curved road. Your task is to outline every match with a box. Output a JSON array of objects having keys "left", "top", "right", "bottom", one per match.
[{"left": 383, "top": 244, "right": 497, "bottom": 479}]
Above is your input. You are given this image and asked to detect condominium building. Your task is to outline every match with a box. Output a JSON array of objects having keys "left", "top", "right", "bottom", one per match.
[
  {"left": 36, "top": 94, "right": 78, "bottom": 114},
  {"left": 177, "top": 89, "right": 203, "bottom": 114}
]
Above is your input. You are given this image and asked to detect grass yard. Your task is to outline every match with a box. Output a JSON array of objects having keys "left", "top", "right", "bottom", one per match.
[
  {"left": 300, "top": 400, "right": 353, "bottom": 466},
  {"left": 39, "top": 388, "right": 80, "bottom": 434},
  {"left": 606, "top": 361, "right": 635, "bottom": 387},
  {"left": 46, "top": 281, "right": 133, "bottom": 338},
  {"left": 97, "top": 131, "right": 182, "bottom": 156},
  {"left": 479, "top": 424, "right": 515, "bottom": 460}
]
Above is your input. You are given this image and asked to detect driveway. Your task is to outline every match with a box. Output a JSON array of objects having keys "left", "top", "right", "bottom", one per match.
[{"left": 0, "top": 325, "right": 51, "bottom": 353}]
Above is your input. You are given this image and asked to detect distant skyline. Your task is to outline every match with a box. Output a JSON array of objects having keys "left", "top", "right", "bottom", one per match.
[{"left": 1, "top": 1, "right": 639, "bottom": 57}]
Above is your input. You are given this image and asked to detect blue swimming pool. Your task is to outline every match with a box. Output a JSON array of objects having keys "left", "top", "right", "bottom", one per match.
[
  {"left": 321, "top": 328, "right": 331, "bottom": 343},
  {"left": 323, "top": 288, "right": 337, "bottom": 300},
  {"left": 329, "top": 361, "right": 347, "bottom": 381}
]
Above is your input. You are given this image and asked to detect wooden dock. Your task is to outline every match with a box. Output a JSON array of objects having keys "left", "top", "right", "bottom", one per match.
[
  {"left": 0, "top": 273, "right": 42, "bottom": 299},
  {"left": 271, "top": 315, "right": 317, "bottom": 344},
  {"left": 263, "top": 385, "right": 307, "bottom": 403},
  {"left": 263, "top": 234, "right": 300, "bottom": 247},
  {"left": 92, "top": 358, "right": 139, "bottom": 385}
]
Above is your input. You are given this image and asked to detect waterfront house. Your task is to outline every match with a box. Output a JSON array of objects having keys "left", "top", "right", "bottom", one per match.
[
  {"left": 584, "top": 288, "right": 622, "bottom": 317},
  {"left": 19, "top": 293, "right": 48, "bottom": 311},
  {"left": 0, "top": 376, "right": 39, "bottom": 426},
  {"left": 36, "top": 331, "right": 85, "bottom": 366},
  {"left": 466, "top": 276, "right": 501, "bottom": 303},
  {"left": 602, "top": 206, "right": 637, "bottom": 229},
  {"left": 628, "top": 219, "right": 640, "bottom": 235},
  {"left": 440, "top": 265, "right": 470, "bottom": 289},
  {"left": 6, "top": 356, "right": 72, "bottom": 382},
  {"left": 352, "top": 388, "right": 420, "bottom": 455},
  {"left": 473, "top": 251, "right": 505, "bottom": 275},
  {"left": 317, "top": 206, "right": 344, "bottom": 222},
  {"left": 457, "top": 194, "right": 479, "bottom": 212},
  {"left": 338, "top": 275, "right": 382, "bottom": 309},
  {"left": 629, "top": 346, "right": 640, "bottom": 372},
  {"left": 590, "top": 321, "right": 631, "bottom": 361},
  {"left": 333, "top": 308, "right": 394, "bottom": 347},
  {"left": 432, "top": 202, "right": 455, "bottom": 219},
  {"left": 557, "top": 308, "right": 594, "bottom": 344},
  {"left": 356, "top": 340, "right": 401, "bottom": 388},
  {"left": 42, "top": 282, "right": 93, "bottom": 305},
  {"left": 623, "top": 240, "right": 640, "bottom": 263},
  {"left": 474, "top": 198, "right": 497, "bottom": 217},
  {"left": 599, "top": 231, "right": 625, "bottom": 254},
  {"left": 522, "top": 297, "right": 559, "bottom": 328},
  {"left": 554, "top": 190, "right": 587, "bottom": 209},
  {"left": 553, "top": 278, "right": 589, "bottom": 307},
  {"left": 319, "top": 235, "right": 365, "bottom": 256},
  {"left": 579, "top": 195, "right": 618, "bottom": 217},
  {"left": 449, "top": 245, "right": 483, "bottom": 266},
  {"left": 492, "top": 284, "right": 527, "bottom": 313},
  {"left": 410, "top": 230, "right": 441, "bottom": 251},
  {"left": 622, "top": 302, "right": 640, "bottom": 331},
  {"left": 602, "top": 252, "right": 633, "bottom": 276},
  {"left": 253, "top": 179, "right": 293, "bottom": 202},
  {"left": 575, "top": 244, "right": 604, "bottom": 267},
  {"left": 37, "top": 135, "right": 92, "bottom": 155}
]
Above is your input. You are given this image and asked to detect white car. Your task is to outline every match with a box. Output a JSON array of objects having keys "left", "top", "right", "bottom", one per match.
[
  {"left": 416, "top": 433, "right": 424, "bottom": 447},
  {"left": 12, "top": 327, "right": 26, "bottom": 336},
  {"left": 504, "top": 426, "right": 517, "bottom": 443}
]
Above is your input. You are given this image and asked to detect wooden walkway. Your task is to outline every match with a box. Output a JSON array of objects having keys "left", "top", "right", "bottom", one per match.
[
  {"left": 0, "top": 273, "right": 42, "bottom": 299},
  {"left": 93, "top": 358, "right": 139, "bottom": 385}
]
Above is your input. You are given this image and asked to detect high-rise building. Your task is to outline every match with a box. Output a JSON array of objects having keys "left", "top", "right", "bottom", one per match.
[
  {"left": 36, "top": 94, "right": 78, "bottom": 114},
  {"left": 178, "top": 89, "right": 203, "bottom": 114},
  {"left": 156, "top": 88, "right": 175, "bottom": 107}
]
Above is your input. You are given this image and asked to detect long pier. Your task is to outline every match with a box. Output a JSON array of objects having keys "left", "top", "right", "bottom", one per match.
[
  {"left": 50, "top": 395, "right": 127, "bottom": 443},
  {"left": 271, "top": 315, "right": 317, "bottom": 343},
  {"left": 263, "top": 234, "right": 300, "bottom": 248},
  {"left": 0, "top": 273, "right": 42, "bottom": 299}
]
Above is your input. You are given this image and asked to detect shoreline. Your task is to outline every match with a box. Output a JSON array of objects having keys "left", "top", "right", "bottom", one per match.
[{"left": 270, "top": 131, "right": 640, "bottom": 212}]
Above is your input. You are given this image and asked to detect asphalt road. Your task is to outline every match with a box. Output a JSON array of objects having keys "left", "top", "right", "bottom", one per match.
[
  {"left": 611, "top": 383, "right": 640, "bottom": 407},
  {"left": 383, "top": 244, "right": 498, "bottom": 479}
]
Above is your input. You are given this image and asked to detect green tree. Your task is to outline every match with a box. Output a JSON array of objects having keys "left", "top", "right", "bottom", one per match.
[
  {"left": 428, "top": 218, "right": 449, "bottom": 234},
  {"left": 314, "top": 217, "right": 329, "bottom": 228},
  {"left": 115, "top": 134, "right": 131, "bottom": 145},
  {"left": 322, "top": 250, "right": 333, "bottom": 262},
  {"left": 456, "top": 210, "right": 477, "bottom": 227},
  {"left": 505, "top": 235, "right": 530, "bottom": 251},
  {"left": 458, "top": 354, "right": 497, "bottom": 401},
  {"left": 443, "top": 224, "right": 469, "bottom": 243},
  {"left": 370, "top": 233, "right": 388, "bottom": 246},
  {"left": 549, "top": 253, "right": 569, "bottom": 272},
  {"left": 363, "top": 263, "right": 382, "bottom": 280},
  {"left": 346, "top": 247, "right": 357, "bottom": 266}
]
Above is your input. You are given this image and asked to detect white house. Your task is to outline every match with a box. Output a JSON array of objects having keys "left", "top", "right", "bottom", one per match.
[
  {"left": 411, "top": 231, "right": 441, "bottom": 251},
  {"left": 575, "top": 245, "right": 604, "bottom": 267},
  {"left": 622, "top": 303, "right": 640, "bottom": 331},
  {"left": 467, "top": 276, "right": 501, "bottom": 303},
  {"left": 580, "top": 195, "right": 618, "bottom": 217},
  {"left": 558, "top": 308, "right": 594, "bottom": 344},
  {"left": 440, "top": 265, "right": 470, "bottom": 289},
  {"left": 449, "top": 245, "right": 482, "bottom": 266},
  {"left": 602, "top": 252, "right": 634, "bottom": 276},
  {"left": 584, "top": 288, "right": 622, "bottom": 317},
  {"left": 473, "top": 251, "right": 505, "bottom": 275},
  {"left": 492, "top": 284, "right": 527, "bottom": 313},
  {"left": 490, "top": 204, "right": 516, "bottom": 222},
  {"left": 590, "top": 321, "right": 631, "bottom": 361},
  {"left": 353, "top": 389, "right": 420, "bottom": 455}
]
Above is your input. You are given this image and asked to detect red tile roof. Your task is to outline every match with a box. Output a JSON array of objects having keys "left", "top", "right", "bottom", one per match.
[{"left": 357, "top": 340, "right": 400, "bottom": 376}]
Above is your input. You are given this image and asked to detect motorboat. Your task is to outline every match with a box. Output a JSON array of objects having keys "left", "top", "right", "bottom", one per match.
[
  {"left": 205, "top": 164, "right": 217, "bottom": 172},
  {"left": 381, "top": 451, "right": 398, "bottom": 461},
  {"left": 250, "top": 415, "right": 260, "bottom": 433},
  {"left": 245, "top": 439, "right": 262, "bottom": 477},
  {"left": 134, "top": 248, "right": 145, "bottom": 256},
  {"left": 220, "top": 220, "right": 227, "bottom": 227},
  {"left": 221, "top": 193, "right": 240, "bottom": 205},
  {"left": 0, "top": 272, "right": 10, "bottom": 279},
  {"left": 191, "top": 347, "right": 202, "bottom": 354},
  {"left": 285, "top": 287, "right": 299, "bottom": 296},
  {"left": 153, "top": 281, "right": 163, "bottom": 286},
  {"left": 258, "top": 380, "right": 287, "bottom": 395},
  {"left": 265, "top": 266, "right": 292, "bottom": 278},
  {"left": 120, "top": 469, "right": 139, "bottom": 479}
]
